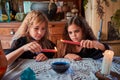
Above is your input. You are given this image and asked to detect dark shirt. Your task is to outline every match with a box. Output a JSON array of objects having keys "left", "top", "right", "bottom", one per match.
[
  {"left": 68, "top": 43, "right": 110, "bottom": 59},
  {"left": 5, "top": 37, "right": 56, "bottom": 59}
]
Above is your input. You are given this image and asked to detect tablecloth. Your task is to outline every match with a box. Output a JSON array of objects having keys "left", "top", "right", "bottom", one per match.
[{"left": 2, "top": 57, "right": 120, "bottom": 80}]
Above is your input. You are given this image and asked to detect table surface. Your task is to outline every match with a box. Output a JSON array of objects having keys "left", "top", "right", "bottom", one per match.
[{"left": 2, "top": 57, "right": 120, "bottom": 80}]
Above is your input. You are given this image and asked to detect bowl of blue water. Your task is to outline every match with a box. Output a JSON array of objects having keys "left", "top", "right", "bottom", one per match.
[{"left": 51, "top": 62, "right": 70, "bottom": 74}]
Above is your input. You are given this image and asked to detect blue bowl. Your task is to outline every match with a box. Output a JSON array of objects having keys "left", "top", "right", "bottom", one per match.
[{"left": 51, "top": 62, "right": 70, "bottom": 74}]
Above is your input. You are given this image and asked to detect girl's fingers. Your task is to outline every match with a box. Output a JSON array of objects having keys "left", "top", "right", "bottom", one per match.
[
  {"left": 80, "top": 40, "right": 94, "bottom": 48},
  {"left": 86, "top": 40, "right": 90, "bottom": 48},
  {"left": 35, "top": 54, "right": 48, "bottom": 61},
  {"left": 80, "top": 40, "right": 85, "bottom": 47},
  {"left": 86, "top": 40, "right": 93, "bottom": 48},
  {"left": 89, "top": 41, "right": 93, "bottom": 48},
  {"left": 28, "top": 45, "right": 37, "bottom": 52},
  {"left": 25, "top": 42, "right": 42, "bottom": 53},
  {"left": 75, "top": 57, "right": 82, "bottom": 61},
  {"left": 64, "top": 54, "right": 81, "bottom": 61},
  {"left": 31, "top": 42, "right": 42, "bottom": 52},
  {"left": 31, "top": 43, "right": 40, "bottom": 52}
]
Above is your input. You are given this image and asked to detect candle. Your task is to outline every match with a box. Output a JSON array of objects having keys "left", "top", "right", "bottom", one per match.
[
  {"left": 101, "top": 50, "right": 114, "bottom": 75},
  {"left": 61, "top": 39, "right": 80, "bottom": 45},
  {"left": 42, "top": 49, "right": 57, "bottom": 53},
  {"left": 41, "top": 47, "right": 57, "bottom": 53}
]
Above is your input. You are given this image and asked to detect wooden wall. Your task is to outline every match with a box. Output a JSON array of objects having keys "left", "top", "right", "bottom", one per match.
[{"left": 85, "top": 0, "right": 120, "bottom": 40}]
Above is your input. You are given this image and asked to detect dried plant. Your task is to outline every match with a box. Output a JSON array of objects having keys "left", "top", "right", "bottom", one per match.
[
  {"left": 96, "top": 0, "right": 104, "bottom": 19},
  {"left": 96, "top": 0, "right": 109, "bottom": 19}
]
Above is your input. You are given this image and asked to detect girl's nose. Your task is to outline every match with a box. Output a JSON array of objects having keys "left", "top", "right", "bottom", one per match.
[
  {"left": 38, "top": 30, "right": 42, "bottom": 34},
  {"left": 72, "top": 32, "right": 76, "bottom": 36}
]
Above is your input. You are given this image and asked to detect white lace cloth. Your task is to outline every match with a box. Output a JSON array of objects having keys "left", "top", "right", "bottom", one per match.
[{"left": 2, "top": 57, "right": 120, "bottom": 80}]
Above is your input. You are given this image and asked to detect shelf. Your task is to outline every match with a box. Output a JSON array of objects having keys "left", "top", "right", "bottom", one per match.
[{"left": 101, "top": 40, "right": 120, "bottom": 44}]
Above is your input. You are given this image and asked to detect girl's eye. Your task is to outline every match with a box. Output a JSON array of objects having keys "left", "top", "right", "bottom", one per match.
[
  {"left": 41, "top": 27, "right": 45, "bottom": 30},
  {"left": 34, "top": 27, "right": 39, "bottom": 30},
  {"left": 75, "top": 30, "right": 80, "bottom": 33},
  {"left": 68, "top": 31, "right": 72, "bottom": 35}
]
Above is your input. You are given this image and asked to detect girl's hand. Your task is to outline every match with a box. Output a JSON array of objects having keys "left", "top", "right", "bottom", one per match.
[
  {"left": 35, "top": 53, "right": 48, "bottom": 61},
  {"left": 80, "top": 40, "right": 105, "bottom": 50},
  {"left": 64, "top": 54, "right": 82, "bottom": 61},
  {"left": 23, "top": 41, "right": 42, "bottom": 53},
  {"left": 80, "top": 40, "right": 94, "bottom": 49}
]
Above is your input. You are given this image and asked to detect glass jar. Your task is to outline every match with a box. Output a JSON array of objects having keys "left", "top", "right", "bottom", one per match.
[
  {"left": 71, "top": 4, "right": 78, "bottom": 16},
  {"left": 0, "top": 0, "right": 10, "bottom": 22},
  {"left": 48, "top": 0, "right": 57, "bottom": 21},
  {"left": 61, "top": 2, "right": 70, "bottom": 20},
  {"left": 0, "top": 41, "right": 7, "bottom": 79}
]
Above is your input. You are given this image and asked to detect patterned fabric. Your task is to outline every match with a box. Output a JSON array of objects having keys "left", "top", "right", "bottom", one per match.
[{"left": 2, "top": 57, "right": 120, "bottom": 80}]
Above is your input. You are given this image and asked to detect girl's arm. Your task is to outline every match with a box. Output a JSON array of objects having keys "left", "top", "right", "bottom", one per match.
[
  {"left": 80, "top": 40, "right": 110, "bottom": 51},
  {"left": 6, "top": 41, "right": 42, "bottom": 65},
  {"left": 93, "top": 41, "right": 110, "bottom": 51},
  {"left": 6, "top": 46, "right": 25, "bottom": 65}
]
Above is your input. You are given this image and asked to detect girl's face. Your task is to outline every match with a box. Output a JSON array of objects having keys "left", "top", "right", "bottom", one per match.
[
  {"left": 29, "top": 22, "right": 46, "bottom": 41},
  {"left": 68, "top": 24, "right": 83, "bottom": 42}
]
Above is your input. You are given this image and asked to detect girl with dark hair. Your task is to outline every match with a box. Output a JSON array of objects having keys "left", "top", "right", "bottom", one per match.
[{"left": 57, "top": 16, "right": 110, "bottom": 60}]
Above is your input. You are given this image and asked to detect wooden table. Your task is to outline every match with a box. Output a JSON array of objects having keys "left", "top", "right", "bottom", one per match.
[{"left": 2, "top": 57, "right": 120, "bottom": 80}]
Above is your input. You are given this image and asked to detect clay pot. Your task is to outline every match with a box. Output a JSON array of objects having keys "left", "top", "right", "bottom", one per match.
[{"left": 0, "top": 41, "right": 8, "bottom": 79}]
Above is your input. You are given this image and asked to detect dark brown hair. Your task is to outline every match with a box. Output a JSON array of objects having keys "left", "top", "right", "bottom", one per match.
[
  {"left": 63, "top": 16, "right": 96, "bottom": 40},
  {"left": 57, "top": 16, "right": 97, "bottom": 58}
]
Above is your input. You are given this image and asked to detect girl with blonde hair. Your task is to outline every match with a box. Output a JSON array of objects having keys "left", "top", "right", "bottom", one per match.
[{"left": 6, "top": 10, "right": 56, "bottom": 65}]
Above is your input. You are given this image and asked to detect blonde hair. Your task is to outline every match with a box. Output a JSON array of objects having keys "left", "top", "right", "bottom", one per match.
[{"left": 11, "top": 10, "right": 48, "bottom": 44}]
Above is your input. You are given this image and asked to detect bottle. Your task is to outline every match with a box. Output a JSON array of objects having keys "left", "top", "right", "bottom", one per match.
[
  {"left": 0, "top": 0, "right": 10, "bottom": 22},
  {"left": 71, "top": 4, "right": 78, "bottom": 16},
  {"left": 61, "top": 2, "right": 69, "bottom": 20},
  {"left": 48, "top": 0, "right": 57, "bottom": 21},
  {"left": 0, "top": 41, "right": 8, "bottom": 79}
]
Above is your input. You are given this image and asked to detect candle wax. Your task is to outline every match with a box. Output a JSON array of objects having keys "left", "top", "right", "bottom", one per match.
[
  {"left": 101, "top": 50, "right": 114, "bottom": 75},
  {"left": 42, "top": 49, "right": 57, "bottom": 53},
  {"left": 61, "top": 39, "right": 80, "bottom": 45}
]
